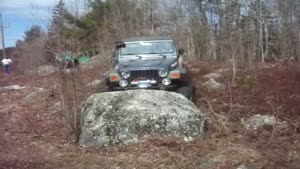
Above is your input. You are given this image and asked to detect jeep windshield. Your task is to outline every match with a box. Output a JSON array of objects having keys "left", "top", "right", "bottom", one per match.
[{"left": 120, "top": 41, "right": 175, "bottom": 56}]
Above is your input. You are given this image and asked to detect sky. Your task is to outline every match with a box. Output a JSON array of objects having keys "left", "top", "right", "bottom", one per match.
[{"left": 0, "top": 0, "right": 85, "bottom": 48}]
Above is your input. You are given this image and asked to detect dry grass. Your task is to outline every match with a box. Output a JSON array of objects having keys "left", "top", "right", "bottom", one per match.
[{"left": 0, "top": 61, "right": 299, "bottom": 169}]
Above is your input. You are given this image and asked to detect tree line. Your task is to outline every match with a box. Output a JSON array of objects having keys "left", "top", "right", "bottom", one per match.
[{"left": 15, "top": 0, "right": 300, "bottom": 70}]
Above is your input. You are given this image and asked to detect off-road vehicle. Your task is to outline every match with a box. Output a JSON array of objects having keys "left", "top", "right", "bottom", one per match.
[{"left": 105, "top": 37, "right": 194, "bottom": 100}]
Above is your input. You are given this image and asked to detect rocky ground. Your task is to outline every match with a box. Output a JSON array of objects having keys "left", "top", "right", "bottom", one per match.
[{"left": 0, "top": 61, "right": 299, "bottom": 169}]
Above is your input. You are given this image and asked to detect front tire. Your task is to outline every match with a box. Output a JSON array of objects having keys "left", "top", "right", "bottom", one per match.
[{"left": 176, "top": 85, "right": 194, "bottom": 101}]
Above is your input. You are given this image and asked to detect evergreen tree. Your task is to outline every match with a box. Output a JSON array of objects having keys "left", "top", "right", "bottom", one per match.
[
  {"left": 47, "top": 0, "right": 75, "bottom": 54},
  {"left": 24, "top": 25, "right": 43, "bottom": 43}
]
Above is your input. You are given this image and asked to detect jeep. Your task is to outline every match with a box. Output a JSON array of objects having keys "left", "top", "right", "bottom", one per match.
[{"left": 105, "top": 36, "right": 194, "bottom": 100}]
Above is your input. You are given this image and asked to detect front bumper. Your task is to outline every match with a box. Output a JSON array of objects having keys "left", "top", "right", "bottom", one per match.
[
  {"left": 106, "top": 69, "right": 183, "bottom": 91},
  {"left": 111, "top": 84, "right": 177, "bottom": 91}
]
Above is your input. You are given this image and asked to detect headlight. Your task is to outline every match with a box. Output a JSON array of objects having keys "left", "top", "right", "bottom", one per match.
[
  {"left": 121, "top": 71, "right": 130, "bottom": 79},
  {"left": 119, "top": 80, "right": 129, "bottom": 87},
  {"left": 158, "top": 69, "right": 168, "bottom": 77},
  {"left": 162, "top": 78, "right": 171, "bottom": 86}
]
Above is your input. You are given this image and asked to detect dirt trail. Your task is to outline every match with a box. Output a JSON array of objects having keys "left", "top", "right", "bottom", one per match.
[{"left": 0, "top": 72, "right": 66, "bottom": 168}]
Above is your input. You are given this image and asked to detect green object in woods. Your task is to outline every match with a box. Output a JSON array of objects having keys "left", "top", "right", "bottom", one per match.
[
  {"left": 64, "top": 56, "right": 72, "bottom": 62},
  {"left": 56, "top": 51, "right": 89, "bottom": 63},
  {"left": 76, "top": 56, "right": 89, "bottom": 63}
]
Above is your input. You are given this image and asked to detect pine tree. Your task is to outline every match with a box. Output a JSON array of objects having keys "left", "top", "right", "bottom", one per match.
[
  {"left": 24, "top": 25, "right": 43, "bottom": 43},
  {"left": 47, "top": 0, "right": 75, "bottom": 54},
  {"left": 49, "top": 0, "right": 67, "bottom": 35}
]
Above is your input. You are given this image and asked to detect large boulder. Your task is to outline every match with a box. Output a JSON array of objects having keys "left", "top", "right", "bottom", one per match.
[{"left": 80, "top": 90, "right": 207, "bottom": 147}]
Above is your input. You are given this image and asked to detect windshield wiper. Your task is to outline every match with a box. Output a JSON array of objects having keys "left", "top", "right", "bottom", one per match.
[{"left": 144, "top": 53, "right": 167, "bottom": 58}]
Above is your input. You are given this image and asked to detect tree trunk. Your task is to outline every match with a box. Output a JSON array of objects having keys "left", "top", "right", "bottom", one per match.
[
  {"left": 264, "top": 22, "right": 269, "bottom": 60},
  {"left": 259, "top": 0, "right": 265, "bottom": 63}
]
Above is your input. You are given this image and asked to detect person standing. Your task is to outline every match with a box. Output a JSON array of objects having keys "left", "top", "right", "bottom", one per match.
[{"left": 1, "top": 58, "right": 12, "bottom": 74}]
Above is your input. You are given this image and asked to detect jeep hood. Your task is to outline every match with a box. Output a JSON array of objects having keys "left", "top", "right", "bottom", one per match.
[{"left": 118, "top": 57, "right": 177, "bottom": 71}]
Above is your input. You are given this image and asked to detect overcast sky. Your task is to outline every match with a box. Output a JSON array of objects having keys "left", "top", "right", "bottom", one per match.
[{"left": 0, "top": 0, "right": 85, "bottom": 48}]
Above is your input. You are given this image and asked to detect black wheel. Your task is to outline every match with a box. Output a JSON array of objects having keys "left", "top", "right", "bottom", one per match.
[
  {"left": 176, "top": 85, "right": 194, "bottom": 101},
  {"left": 103, "top": 79, "right": 113, "bottom": 92}
]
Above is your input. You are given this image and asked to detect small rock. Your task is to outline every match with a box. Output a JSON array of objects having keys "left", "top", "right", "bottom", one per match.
[
  {"left": 26, "top": 65, "right": 58, "bottom": 76},
  {"left": 217, "top": 68, "right": 230, "bottom": 73},
  {"left": 241, "top": 114, "right": 288, "bottom": 130},
  {"left": 203, "top": 73, "right": 223, "bottom": 80},
  {"left": 189, "top": 67, "right": 201, "bottom": 74},
  {"left": 203, "top": 78, "right": 226, "bottom": 91},
  {"left": 0, "top": 85, "right": 27, "bottom": 91},
  {"left": 37, "top": 65, "right": 57, "bottom": 76},
  {"left": 87, "top": 80, "right": 102, "bottom": 88},
  {"left": 24, "top": 88, "right": 47, "bottom": 102},
  {"left": 49, "top": 101, "right": 62, "bottom": 113},
  {"left": 237, "top": 164, "right": 252, "bottom": 169},
  {"left": 287, "top": 150, "right": 300, "bottom": 169}
]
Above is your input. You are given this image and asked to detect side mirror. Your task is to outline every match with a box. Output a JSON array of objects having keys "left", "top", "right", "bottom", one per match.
[
  {"left": 178, "top": 48, "right": 184, "bottom": 55},
  {"left": 115, "top": 41, "right": 126, "bottom": 49}
]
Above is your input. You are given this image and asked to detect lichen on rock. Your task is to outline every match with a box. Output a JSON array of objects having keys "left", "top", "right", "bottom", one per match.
[{"left": 80, "top": 90, "right": 208, "bottom": 147}]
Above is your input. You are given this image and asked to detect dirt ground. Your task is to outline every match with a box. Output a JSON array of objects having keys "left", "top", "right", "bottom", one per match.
[{"left": 0, "top": 62, "right": 299, "bottom": 169}]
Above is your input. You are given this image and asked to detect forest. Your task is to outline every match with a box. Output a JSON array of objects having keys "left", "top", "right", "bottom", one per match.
[{"left": 15, "top": 0, "right": 300, "bottom": 70}]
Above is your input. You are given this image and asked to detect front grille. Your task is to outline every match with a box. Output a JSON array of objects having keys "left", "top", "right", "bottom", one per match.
[{"left": 131, "top": 70, "right": 158, "bottom": 79}]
